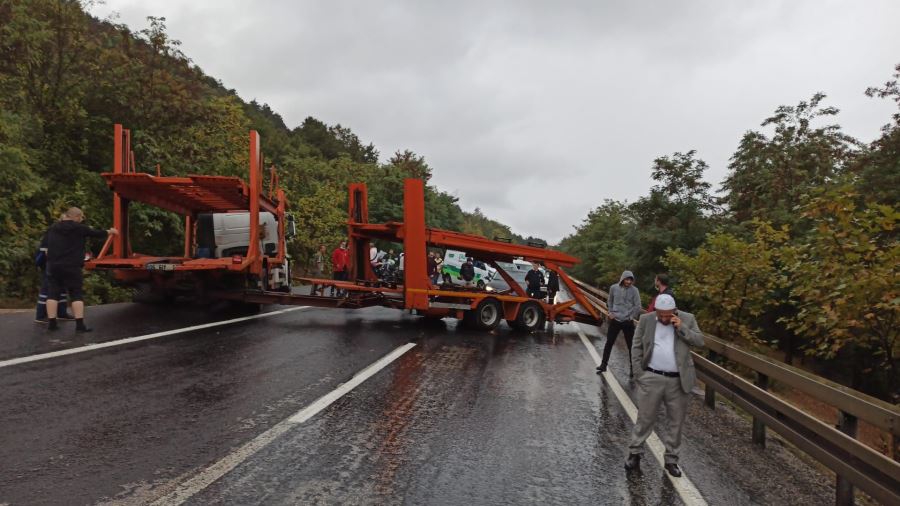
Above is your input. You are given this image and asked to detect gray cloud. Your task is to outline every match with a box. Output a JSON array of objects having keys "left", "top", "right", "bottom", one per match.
[{"left": 93, "top": 1, "right": 900, "bottom": 243}]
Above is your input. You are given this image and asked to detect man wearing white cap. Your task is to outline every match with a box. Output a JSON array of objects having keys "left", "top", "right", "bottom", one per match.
[{"left": 624, "top": 293, "right": 705, "bottom": 477}]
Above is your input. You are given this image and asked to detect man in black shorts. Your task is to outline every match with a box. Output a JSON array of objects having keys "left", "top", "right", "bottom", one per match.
[{"left": 46, "top": 207, "right": 117, "bottom": 332}]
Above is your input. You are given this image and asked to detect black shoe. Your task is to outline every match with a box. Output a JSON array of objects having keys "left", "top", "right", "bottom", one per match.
[
  {"left": 624, "top": 454, "right": 640, "bottom": 470},
  {"left": 58, "top": 314, "right": 76, "bottom": 321},
  {"left": 596, "top": 364, "right": 607, "bottom": 374},
  {"left": 48, "top": 319, "right": 59, "bottom": 331},
  {"left": 664, "top": 463, "right": 682, "bottom": 477},
  {"left": 75, "top": 326, "right": 93, "bottom": 333},
  {"left": 34, "top": 318, "right": 48, "bottom": 324}
]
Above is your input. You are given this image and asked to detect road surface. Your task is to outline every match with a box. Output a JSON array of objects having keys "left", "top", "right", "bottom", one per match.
[{"left": 1, "top": 302, "right": 836, "bottom": 505}]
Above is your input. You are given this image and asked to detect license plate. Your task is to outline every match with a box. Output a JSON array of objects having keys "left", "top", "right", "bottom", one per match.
[{"left": 146, "top": 263, "right": 176, "bottom": 271}]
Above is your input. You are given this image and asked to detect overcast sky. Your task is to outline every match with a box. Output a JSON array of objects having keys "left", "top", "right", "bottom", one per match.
[{"left": 90, "top": 1, "right": 900, "bottom": 243}]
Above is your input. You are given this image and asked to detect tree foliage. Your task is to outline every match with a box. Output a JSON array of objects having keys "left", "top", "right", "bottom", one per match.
[
  {"left": 560, "top": 68, "right": 900, "bottom": 400},
  {"left": 0, "top": 1, "right": 530, "bottom": 301},
  {"left": 780, "top": 185, "right": 898, "bottom": 394}
]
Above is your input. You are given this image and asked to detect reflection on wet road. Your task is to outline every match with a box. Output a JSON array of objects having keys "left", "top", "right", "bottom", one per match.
[{"left": 0, "top": 305, "right": 835, "bottom": 505}]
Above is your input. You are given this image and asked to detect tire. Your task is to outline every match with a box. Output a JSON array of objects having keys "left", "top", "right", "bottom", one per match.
[
  {"left": 513, "top": 301, "right": 546, "bottom": 332},
  {"left": 470, "top": 298, "right": 502, "bottom": 331}
]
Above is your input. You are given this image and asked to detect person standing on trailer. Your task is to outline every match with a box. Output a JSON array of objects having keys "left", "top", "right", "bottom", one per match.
[
  {"left": 427, "top": 251, "right": 439, "bottom": 285},
  {"left": 45, "top": 207, "right": 117, "bottom": 332},
  {"left": 624, "top": 294, "right": 704, "bottom": 477},
  {"left": 525, "top": 263, "right": 545, "bottom": 299},
  {"left": 459, "top": 257, "right": 476, "bottom": 288},
  {"left": 311, "top": 244, "right": 327, "bottom": 295},
  {"left": 546, "top": 270, "right": 560, "bottom": 303},
  {"left": 597, "top": 270, "right": 641, "bottom": 376},
  {"left": 330, "top": 240, "right": 349, "bottom": 296}
]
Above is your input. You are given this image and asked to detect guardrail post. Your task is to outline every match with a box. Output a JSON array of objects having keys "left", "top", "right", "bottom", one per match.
[
  {"left": 835, "top": 410, "right": 858, "bottom": 506},
  {"left": 752, "top": 373, "right": 769, "bottom": 448},
  {"left": 705, "top": 350, "right": 718, "bottom": 409}
]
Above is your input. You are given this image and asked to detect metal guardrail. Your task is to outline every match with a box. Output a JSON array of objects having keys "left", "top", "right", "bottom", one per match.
[{"left": 570, "top": 277, "right": 900, "bottom": 506}]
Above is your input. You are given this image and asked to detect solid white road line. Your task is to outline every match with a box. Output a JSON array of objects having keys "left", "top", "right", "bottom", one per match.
[
  {"left": 575, "top": 324, "right": 708, "bottom": 506},
  {"left": 150, "top": 342, "right": 417, "bottom": 506},
  {"left": 0, "top": 307, "right": 308, "bottom": 369}
]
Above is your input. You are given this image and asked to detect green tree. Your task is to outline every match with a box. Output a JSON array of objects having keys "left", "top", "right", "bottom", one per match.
[
  {"left": 558, "top": 200, "right": 632, "bottom": 287},
  {"left": 852, "top": 63, "right": 900, "bottom": 205},
  {"left": 663, "top": 223, "right": 787, "bottom": 342},
  {"left": 780, "top": 185, "right": 898, "bottom": 396},
  {"left": 626, "top": 150, "right": 718, "bottom": 289},
  {"left": 721, "top": 93, "right": 858, "bottom": 228}
]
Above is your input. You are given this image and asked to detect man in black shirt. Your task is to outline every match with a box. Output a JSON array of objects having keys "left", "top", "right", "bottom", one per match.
[
  {"left": 525, "top": 263, "right": 545, "bottom": 299},
  {"left": 546, "top": 270, "right": 560, "bottom": 303},
  {"left": 459, "top": 257, "right": 476, "bottom": 288},
  {"left": 35, "top": 214, "right": 73, "bottom": 323},
  {"left": 46, "top": 207, "right": 117, "bottom": 332}
]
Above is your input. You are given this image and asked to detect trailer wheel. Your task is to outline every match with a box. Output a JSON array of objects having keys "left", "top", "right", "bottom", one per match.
[
  {"left": 512, "top": 301, "right": 545, "bottom": 332},
  {"left": 471, "top": 298, "right": 502, "bottom": 331}
]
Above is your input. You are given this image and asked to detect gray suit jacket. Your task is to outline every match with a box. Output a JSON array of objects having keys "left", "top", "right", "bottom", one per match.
[{"left": 631, "top": 311, "right": 705, "bottom": 393}]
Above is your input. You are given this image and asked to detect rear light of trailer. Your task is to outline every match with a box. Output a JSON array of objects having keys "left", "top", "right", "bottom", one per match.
[{"left": 232, "top": 255, "right": 243, "bottom": 264}]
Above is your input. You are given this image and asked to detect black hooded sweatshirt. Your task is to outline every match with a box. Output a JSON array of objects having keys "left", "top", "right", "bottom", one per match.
[{"left": 47, "top": 220, "right": 108, "bottom": 267}]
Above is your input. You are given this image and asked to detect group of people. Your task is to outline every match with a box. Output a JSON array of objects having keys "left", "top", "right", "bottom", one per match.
[
  {"left": 524, "top": 262, "right": 560, "bottom": 302},
  {"left": 33, "top": 207, "right": 118, "bottom": 332},
  {"left": 596, "top": 270, "right": 705, "bottom": 478}
]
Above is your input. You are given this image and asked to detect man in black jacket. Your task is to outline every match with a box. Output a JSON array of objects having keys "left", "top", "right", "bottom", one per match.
[
  {"left": 525, "top": 263, "right": 545, "bottom": 299},
  {"left": 46, "top": 207, "right": 117, "bottom": 332},
  {"left": 459, "top": 257, "right": 476, "bottom": 288},
  {"left": 546, "top": 270, "right": 560, "bottom": 303}
]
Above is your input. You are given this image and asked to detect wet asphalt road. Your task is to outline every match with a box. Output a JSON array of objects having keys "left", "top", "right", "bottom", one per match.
[{"left": 1, "top": 303, "right": 836, "bottom": 505}]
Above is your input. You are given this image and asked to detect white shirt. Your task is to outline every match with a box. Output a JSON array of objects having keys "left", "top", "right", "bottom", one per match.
[{"left": 648, "top": 320, "right": 678, "bottom": 373}]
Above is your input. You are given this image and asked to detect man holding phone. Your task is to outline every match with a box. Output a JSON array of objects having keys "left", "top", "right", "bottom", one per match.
[{"left": 624, "top": 294, "right": 705, "bottom": 477}]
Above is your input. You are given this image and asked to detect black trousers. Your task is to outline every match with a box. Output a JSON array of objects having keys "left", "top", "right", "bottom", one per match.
[{"left": 601, "top": 319, "right": 635, "bottom": 373}]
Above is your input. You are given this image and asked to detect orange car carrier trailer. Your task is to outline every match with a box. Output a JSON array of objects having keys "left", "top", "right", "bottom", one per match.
[
  {"left": 85, "top": 124, "right": 293, "bottom": 301},
  {"left": 87, "top": 125, "right": 605, "bottom": 331}
]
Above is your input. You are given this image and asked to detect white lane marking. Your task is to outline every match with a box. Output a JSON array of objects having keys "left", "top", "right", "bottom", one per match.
[
  {"left": 0, "top": 307, "right": 308, "bottom": 369},
  {"left": 150, "top": 342, "right": 417, "bottom": 506},
  {"left": 575, "top": 324, "right": 708, "bottom": 506}
]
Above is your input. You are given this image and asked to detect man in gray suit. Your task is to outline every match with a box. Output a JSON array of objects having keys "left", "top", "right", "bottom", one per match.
[{"left": 624, "top": 294, "right": 705, "bottom": 477}]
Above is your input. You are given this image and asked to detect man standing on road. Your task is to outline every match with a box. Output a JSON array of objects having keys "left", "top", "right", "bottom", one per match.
[
  {"left": 624, "top": 294, "right": 705, "bottom": 477},
  {"left": 45, "top": 207, "right": 117, "bottom": 332},
  {"left": 330, "top": 241, "right": 349, "bottom": 296},
  {"left": 597, "top": 270, "right": 641, "bottom": 376},
  {"left": 35, "top": 214, "right": 72, "bottom": 324},
  {"left": 525, "top": 263, "right": 545, "bottom": 299},
  {"left": 647, "top": 273, "right": 675, "bottom": 312}
]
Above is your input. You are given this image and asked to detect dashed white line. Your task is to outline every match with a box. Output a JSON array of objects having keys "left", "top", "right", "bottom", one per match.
[
  {"left": 575, "top": 323, "right": 708, "bottom": 506},
  {"left": 0, "top": 307, "right": 308, "bottom": 369},
  {"left": 149, "top": 341, "right": 417, "bottom": 506}
]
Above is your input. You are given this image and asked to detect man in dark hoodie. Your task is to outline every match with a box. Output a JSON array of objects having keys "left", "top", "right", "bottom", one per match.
[
  {"left": 45, "top": 207, "right": 117, "bottom": 332},
  {"left": 597, "top": 270, "right": 642, "bottom": 376}
]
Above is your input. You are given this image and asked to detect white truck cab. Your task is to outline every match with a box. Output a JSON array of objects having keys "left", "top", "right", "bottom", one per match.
[{"left": 195, "top": 212, "right": 293, "bottom": 291}]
